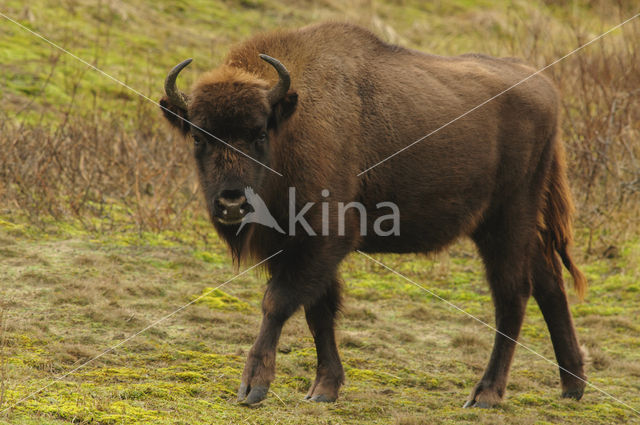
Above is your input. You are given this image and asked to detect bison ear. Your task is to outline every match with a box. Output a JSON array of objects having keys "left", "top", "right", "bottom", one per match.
[
  {"left": 268, "top": 90, "right": 298, "bottom": 129},
  {"left": 160, "top": 96, "right": 191, "bottom": 136}
]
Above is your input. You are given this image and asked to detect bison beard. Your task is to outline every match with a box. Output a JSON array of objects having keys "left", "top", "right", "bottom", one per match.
[{"left": 159, "top": 22, "right": 587, "bottom": 407}]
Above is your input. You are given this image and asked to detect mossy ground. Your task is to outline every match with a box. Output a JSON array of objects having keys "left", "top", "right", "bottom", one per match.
[{"left": 1, "top": 216, "right": 639, "bottom": 424}]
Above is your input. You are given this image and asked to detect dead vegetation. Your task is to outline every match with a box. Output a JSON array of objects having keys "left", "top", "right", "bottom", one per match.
[{"left": 0, "top": 112, "right": 200, "bottom": 232}]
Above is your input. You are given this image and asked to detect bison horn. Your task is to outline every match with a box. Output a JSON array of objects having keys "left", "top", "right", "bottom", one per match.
[
  {"left": 164, "top": 58, "right": 193, "bottom": 111},
  {"left": 259, "top": 54, "right": 291, "bottom": 105}
]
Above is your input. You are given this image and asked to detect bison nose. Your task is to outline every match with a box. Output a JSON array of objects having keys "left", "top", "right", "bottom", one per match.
[{"left": 214, "top": 189, "right": 249, "bottom": 223}]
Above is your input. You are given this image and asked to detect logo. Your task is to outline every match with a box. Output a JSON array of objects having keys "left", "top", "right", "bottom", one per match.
[
  {"left": 235, "top": 187, "right": 400, "bottom": 237},
  {"left": 237, "top": 187, "right": 285, "bottom": 235}
]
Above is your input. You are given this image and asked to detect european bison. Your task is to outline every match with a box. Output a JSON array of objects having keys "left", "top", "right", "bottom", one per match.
[{"left": 160, "top": 22, "right": 587, "bottom": 407}]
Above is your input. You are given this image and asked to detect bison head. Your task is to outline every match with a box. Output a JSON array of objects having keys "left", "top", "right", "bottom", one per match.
[{"left": 160, "top": 55, "right": 297, "bottom": 227}]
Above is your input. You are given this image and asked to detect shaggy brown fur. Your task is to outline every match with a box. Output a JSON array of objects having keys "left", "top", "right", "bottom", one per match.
[{"left": 160, "top": 22, "right": 587, "bottom": 407}]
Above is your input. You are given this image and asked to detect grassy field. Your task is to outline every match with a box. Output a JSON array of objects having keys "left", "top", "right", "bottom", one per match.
[
  {"left": 1, "top": 0, "right": 640, "bottom": 424},
  {"left": 1, "top": 218, "right": 640, "bottom": 424},
  {"left": 1, "top": 219, "right": 640, "bottom": 424}
]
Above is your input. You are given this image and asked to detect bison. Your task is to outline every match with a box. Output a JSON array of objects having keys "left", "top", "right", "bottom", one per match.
[{"left": 159, "top": 22, "right": 587, "bottom": 407}]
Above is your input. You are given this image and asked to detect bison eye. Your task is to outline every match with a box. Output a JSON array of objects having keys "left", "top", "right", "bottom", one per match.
[
  {"left": 256, "top": 132, "right": 267, "bottom": 144},
  {"left": 193, "top": 134, "right": 202, "bottom": 146}
]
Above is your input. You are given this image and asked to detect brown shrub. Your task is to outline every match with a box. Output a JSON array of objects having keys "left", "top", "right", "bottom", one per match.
[{"left": 0, "top": 109, "right": 202, "bottom": 232}]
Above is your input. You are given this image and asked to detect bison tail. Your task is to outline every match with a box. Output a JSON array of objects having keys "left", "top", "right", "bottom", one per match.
[{"left": 539, "top": 139, "right": 587, "bottom": 300}]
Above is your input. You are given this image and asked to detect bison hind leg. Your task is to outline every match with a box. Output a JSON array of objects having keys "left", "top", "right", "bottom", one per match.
[
  {"left": 531, "top": 240, "right": 586, "bottom": 400},
  {"left": 465, "top": 200, "right": 537, "bottom": 408}
]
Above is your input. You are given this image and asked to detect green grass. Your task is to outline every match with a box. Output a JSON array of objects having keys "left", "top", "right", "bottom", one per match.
[
  {"left": 1, "top": 0, "right": 627, "bottom": 125},
  {"left": 1, "top": 216, "right": 639, "bottom": 424}
]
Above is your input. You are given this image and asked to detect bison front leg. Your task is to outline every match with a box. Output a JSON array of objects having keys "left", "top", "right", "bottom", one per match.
[
  {"left": 238, "top": 283, "right": 299, "bottom": 405},
  {"left": 304, "top": 277, "right": 344, "bottom": 402}
]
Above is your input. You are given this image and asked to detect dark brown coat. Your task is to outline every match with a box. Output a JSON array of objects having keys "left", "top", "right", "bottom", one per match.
[{"left": 160, "top": 22, "right": 586, "bottom": 407}]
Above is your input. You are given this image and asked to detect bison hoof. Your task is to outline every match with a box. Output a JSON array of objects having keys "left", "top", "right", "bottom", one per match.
[
  {"left": 464, "top": 382, "right": 502, "bottom": 409},
  {"left": 238, "top": 385, "right": 269, "bottom": 405},
  {"left": 463, "top": 399, "right": 493, "bottom": 409},
  {"left": 561, "top": 387, "right": 584, "bottom": 401},
  {"left": 304, "top": 393, "right": 336, "bottom": 403}
]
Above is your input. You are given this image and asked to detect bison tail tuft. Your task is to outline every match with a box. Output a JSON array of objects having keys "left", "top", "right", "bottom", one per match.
[{"left": 539, "top": 139, "right": 587, "bottom": 300}]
